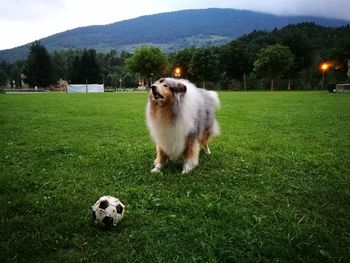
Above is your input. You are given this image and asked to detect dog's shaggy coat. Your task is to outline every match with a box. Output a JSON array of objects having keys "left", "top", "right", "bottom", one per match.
[{"left": 146, "top": 78, "right": 220, "bottom": 174}]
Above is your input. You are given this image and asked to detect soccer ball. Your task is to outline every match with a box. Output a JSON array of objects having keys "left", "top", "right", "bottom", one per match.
[{"left": 92, "top": 196, "right": 125, "bottom": 226}]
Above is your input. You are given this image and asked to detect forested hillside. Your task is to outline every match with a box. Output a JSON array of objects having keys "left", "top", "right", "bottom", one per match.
[
  {"left": 0, "top": 8, "right": 349, "bottom": 62},
  {"left": 1, "top": 22, "right": 349, "bottom": 91}
]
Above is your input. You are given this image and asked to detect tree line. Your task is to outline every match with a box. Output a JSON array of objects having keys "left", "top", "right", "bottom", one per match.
[{"left": 0, "top": 22, "right": 349, "bottom": 90}]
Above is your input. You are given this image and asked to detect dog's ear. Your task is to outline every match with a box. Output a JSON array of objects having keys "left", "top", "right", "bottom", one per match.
[{"left": 176, "top": 83, "right": 187, "bottom": 94}]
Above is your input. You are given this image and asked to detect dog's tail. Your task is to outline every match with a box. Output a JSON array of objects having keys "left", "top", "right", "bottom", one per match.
[
  {"left": 209, "top": 119, "right": 219, "bottom": 137},
  {"left": 207, "top": 90, "right": 220, "bottom": 110},
  {"left": 207, "top": 90, "right": 220, "bottom": 137}
]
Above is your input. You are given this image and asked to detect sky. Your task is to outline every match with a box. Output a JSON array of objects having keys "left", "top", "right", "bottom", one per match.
[{"left": 0, "top": 0, "right": 349, "bottom": 51}]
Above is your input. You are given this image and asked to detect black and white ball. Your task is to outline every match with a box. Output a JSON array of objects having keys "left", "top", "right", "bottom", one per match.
[{"left": 92, "top": 196, "right": 125, "bottom": 226}]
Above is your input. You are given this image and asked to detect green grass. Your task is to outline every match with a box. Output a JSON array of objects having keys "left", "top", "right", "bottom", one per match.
[{"left": 0, "top": 92, "right": 349, "bottom": 262}]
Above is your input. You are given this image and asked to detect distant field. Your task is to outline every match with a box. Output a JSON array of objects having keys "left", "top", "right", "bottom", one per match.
[{"left": 0, "top": 92, "right": 349, "bottom": 262}]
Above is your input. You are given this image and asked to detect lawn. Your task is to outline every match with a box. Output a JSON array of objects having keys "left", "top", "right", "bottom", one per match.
[{"left": 0, "top": 91, "right": 349, "bottom": 262}]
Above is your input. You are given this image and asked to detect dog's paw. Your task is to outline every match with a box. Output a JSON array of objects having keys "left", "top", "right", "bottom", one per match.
[
  {"left": 204, "top": 147, "right": 211, "bottom": 155},
  {"left": 181, "top": 167, "right": 192, "bottom": 174},
  {"left": 151, "top": 166, "right": 161, "bottom": 173},
  {"left": 182, "top": 158, "right": 198, "bottom": 174},
  {"left": 182, "top": 162, "right": 197, "bottom": 174}
]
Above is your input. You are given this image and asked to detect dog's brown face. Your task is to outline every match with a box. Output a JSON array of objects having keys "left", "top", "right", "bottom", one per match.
[{"left": 149, "top": 78, "right": 187, "bottom": 106}]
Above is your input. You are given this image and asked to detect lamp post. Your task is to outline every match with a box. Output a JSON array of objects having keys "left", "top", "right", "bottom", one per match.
[
  {"left": 174, "top": 67, "right": 181, "bottom": 78},
  {"left": 320, "top": 62, "right": 330, "bottom": 90}
]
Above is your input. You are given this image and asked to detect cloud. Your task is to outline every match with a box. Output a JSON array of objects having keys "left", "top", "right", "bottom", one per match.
[
  {"left": 222, "top": 0, "right": 350, "bottom": 20},
  {"left": 0, "top": 0, "right": 349, "bottom": 50},
  {"left": 0, "top": 0, "right": 66, "bottom": 22},
  {"left": 1, "top": 0, "right": 349, "bottom": 24}
]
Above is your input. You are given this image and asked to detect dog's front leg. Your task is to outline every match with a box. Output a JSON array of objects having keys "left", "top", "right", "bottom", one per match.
[
  {"left": 151, "top": 146, "right": 167, "bottom": 173},
  {"left": 182, "top": 138, "right": 200, "bottom": 174}
]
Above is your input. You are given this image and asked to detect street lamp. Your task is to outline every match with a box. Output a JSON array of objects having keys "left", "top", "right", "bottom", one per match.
[
  {"left": 320, "top": 62, "right": 330, "bottom": 90},
  {"left": 174, "top": 67, "right": 181, "bottom": 78}
]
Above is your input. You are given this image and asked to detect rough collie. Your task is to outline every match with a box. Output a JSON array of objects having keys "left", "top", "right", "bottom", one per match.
[{"left": 146, "top": 78, "right": 220, "bottom": 174}]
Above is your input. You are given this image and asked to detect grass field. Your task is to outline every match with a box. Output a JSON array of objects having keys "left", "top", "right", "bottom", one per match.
[{"left": 0, "top": 91, "right": 349, "bottom": 262}]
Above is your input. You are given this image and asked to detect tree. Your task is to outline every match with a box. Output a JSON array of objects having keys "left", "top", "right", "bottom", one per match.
[
  {"left": 69, "top": 49, "right": 102, "bottom": 83},
  {"left": 189, "top": 47, "right": 218, "bottom": 87},
  {"left": 0, "top": 69, "right": 6, "bottom": 89},
  {"left": 253, "top": 44, "right": 294, "bottom": 91},
  {"left": 327, "top": 39, "right": 350, "bottom": 82},
  {"left": 276, "top": 28, "right": 313, "bottom": 89},
  {"left": 69, "top": 55, "right": 82, "bottom": 83},
  {"left": 219, "top": 41, "right": 252, "bottom": 81},
  {"left": 97, "top": 50, "right": 132, "bottom": 88},
  {"left": 83, "top": 49, "right": 101, "bottom": 83},
  {"left": 24, "top": 41, "right": 53, "bottom": 87},
  {"left": 9, "top": 62, "right": 25, "bottom": 88},
  {"left": 0, "top": 61, "right": 9, "bottom": 88},
  {"left": 169, "top": 48, "right": 196, "bottom": 79},
  {"left": 51, "top": 50, "right": 73, "bottom": 81},
  {"left": 125, "top": 46, "right": 167, "bottom": 85},
  {"left": 122, "top": 73, "right": 135, "bottom": 89}
]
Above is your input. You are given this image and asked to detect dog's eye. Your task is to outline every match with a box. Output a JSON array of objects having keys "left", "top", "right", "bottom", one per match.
[{"left": 163, "top": 84, "right": 169, "bottom": 88}]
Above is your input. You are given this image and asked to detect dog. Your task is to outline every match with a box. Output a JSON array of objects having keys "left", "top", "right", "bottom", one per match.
[{"left": 146, "top": 78, "right": 220, "bottom": 174}]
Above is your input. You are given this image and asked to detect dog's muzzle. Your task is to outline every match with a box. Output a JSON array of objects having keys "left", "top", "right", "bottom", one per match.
[{"left": 151, "top": 85, "right": 164, "bottom": 100}]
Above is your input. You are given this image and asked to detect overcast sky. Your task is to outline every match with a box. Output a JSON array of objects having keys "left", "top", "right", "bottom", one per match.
[{"left": 0, "top": 0, "right": 349, "bottom": 50}]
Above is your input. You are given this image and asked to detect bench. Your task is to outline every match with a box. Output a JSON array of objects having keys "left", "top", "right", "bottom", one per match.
[{"left": 336, "top": 84, "right": 350, "bottom": 93}]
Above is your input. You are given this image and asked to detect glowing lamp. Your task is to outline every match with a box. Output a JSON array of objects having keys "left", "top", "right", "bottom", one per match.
[
  {"left": 320, "top": 63, "right": 330, "bottom": 72},
  {"left": 174, "top": 67, "right": 181, "bottom": 77}
]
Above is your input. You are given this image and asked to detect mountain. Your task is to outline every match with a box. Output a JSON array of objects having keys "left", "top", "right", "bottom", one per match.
[{"left": 1, "top": 8, "right": 349, "bottom": 62}]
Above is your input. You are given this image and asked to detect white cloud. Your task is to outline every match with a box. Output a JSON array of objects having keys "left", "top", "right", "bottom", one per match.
[
  {"left": 0, "top": 0, "right": 65, "bottom": 22},
  {"left": 0, "top": 0, "right": 349, "bottom": 50},
  {"left": 225, "top": 0, "right": 350, "bottom": 19}
]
